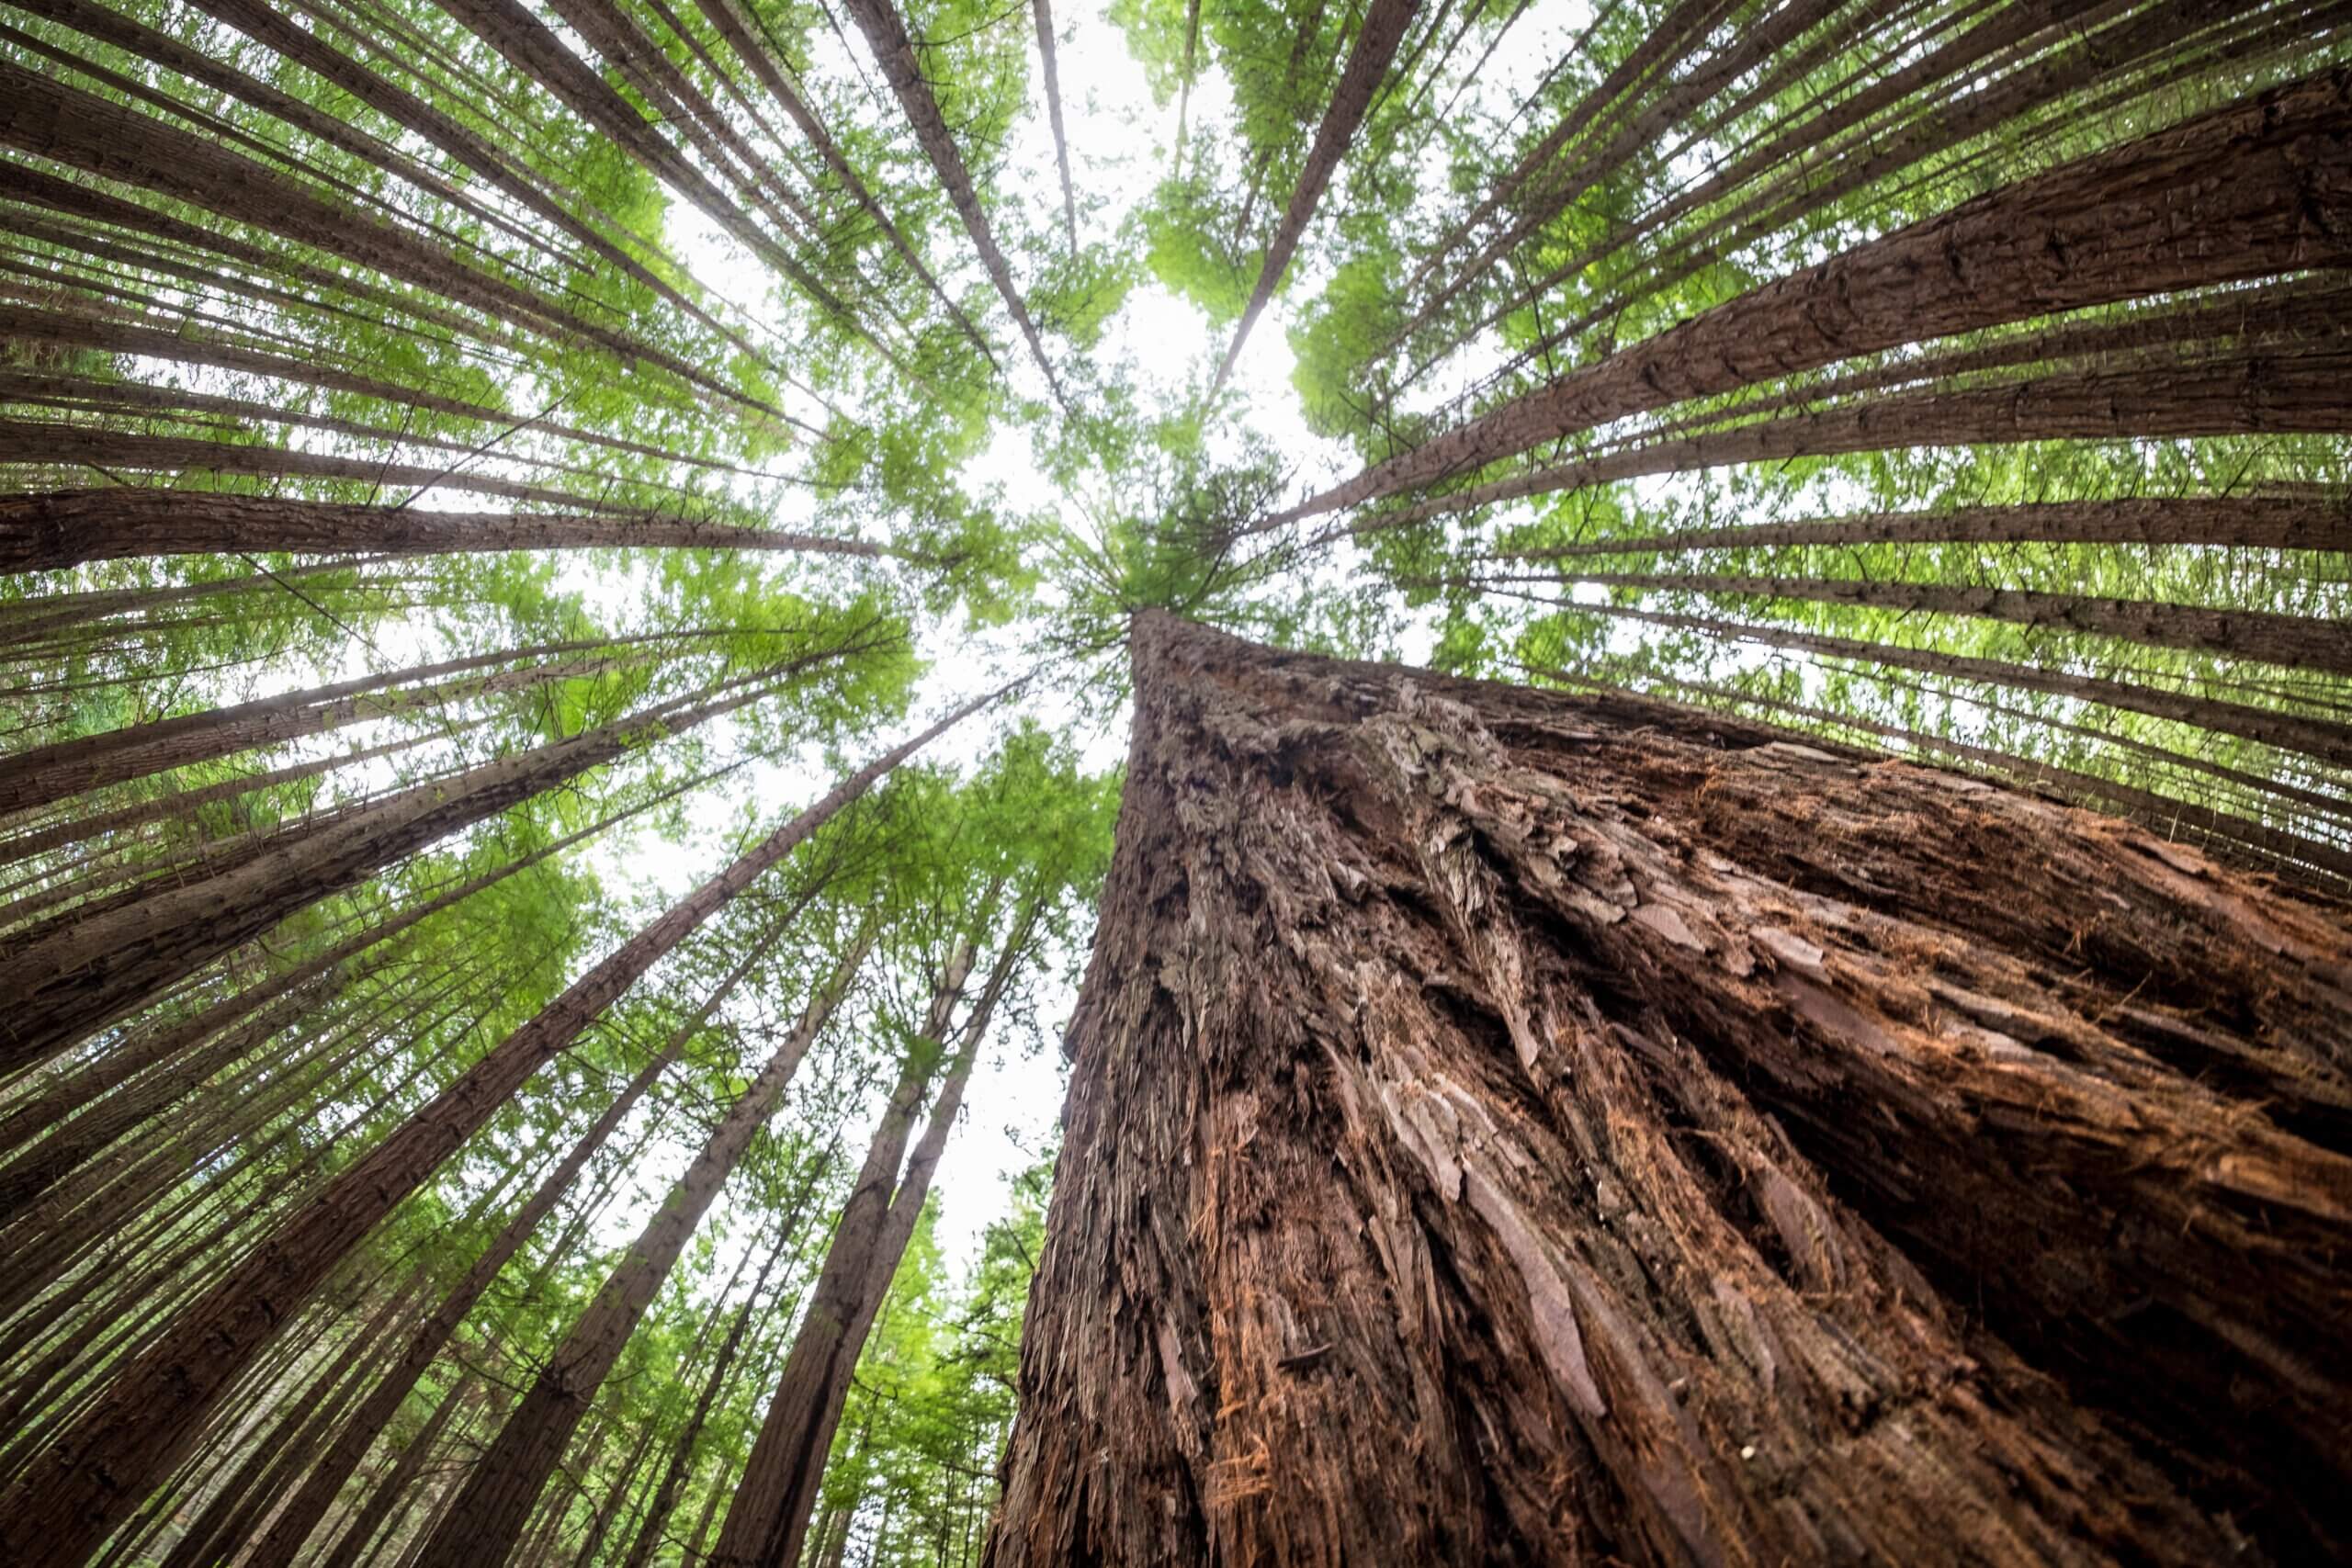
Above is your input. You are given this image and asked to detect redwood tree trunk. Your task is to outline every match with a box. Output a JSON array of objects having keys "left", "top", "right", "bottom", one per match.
[{"left": 987, "top": 613, "right": 2352, "bottom": 1566}]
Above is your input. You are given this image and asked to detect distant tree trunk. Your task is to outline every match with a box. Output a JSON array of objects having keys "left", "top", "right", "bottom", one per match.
[
  {"left": 1272, "top": 66, "right": 2352, "bottom": 527},
  {"left": 1504, "top": 563, "right": 2352, "bottom": 674},
  {"left": 616, "top": 1163, "right": 817, "bottom": 1568},
  {"left": 1357, "top": 344, "right": 2352, "bottom": 528},
  {"left": 988, "top": 612, "right": 2352, "bottom": 1565},
  {"left": 0, "top": 490, "right": 886, "bottom": 572},
  {"left": 1211, "top": 0, "right": 1419, "bottom": 393},
  {"left": 413, "top": 931, "right": 867, "bottom": 1565},
  {"left": 715, "top": 916, "right": 1027, "bottom": 1566},
  {"left": 1483, "top": 593, "right": 2352, "bottom": 770},
  {"left": 0, "top": 692, "right": 999, "bottom": 1568},
  {"left": 238, "top": 929, "right": 779, "bottom": 1568},
  {"left": 1501, "top": 494, "right": 2352, "bottom": 558},
  {"left": 838, "top": 0, "right": 1065, "bottom": 399},
  {"left": 0, "top": 651, "right": 811, "bottom": 1072},
  {"left": 1031, "top": 0, "right": 1079, "bottom": 249}
]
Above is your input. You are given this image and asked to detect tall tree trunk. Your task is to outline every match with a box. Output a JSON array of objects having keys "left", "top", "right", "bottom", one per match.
[
  {"left": 0, "top": 690, "right": 1001, "bottom": 1566},
  {"left": 1211, "top": 0, "right": 1419, "bottom": 393},
  {"left": 0, "top": 490, "right": 885, "bottom": 573},
  {"left": 1351, "top": 343, "right": 2352, "bottom": 528},
  {"left": 838, "top": 0, "right": 1065, "bottom": 399},
  {"left": 1481, "top": 592, "right": 2352, "bottom": 770},
  {"left": 0, "top": 753, "right": 729, "bottom": 1173},
  {"left": 715, "top": 918, "right": 1027, "bottom": 1567},
  {"left": 236, "top": 926, "right": 786, "bottom": 1568},
  {"left": 1269, "top": 66, "right": 2352, "bottom": 527},
  {"left": 0, "top": 59, "right": 782, "bottom": 424},
  {"left": 1499, "top": 563, "right": 2352, "bottom": 673},
  {"left": 312, "top": 1375, "right": 479, "bottom": 1568},
  {"left": 413, "top": 930, "right": 868, "bottom": 1565},
  {"left": 987, "top": 612, "right": 2352, "bottom": 1565},
  {"left": 615, "top": 1171, "right": 813, "bottom": 1568},
  {"left": 0, "top": 641, "right": 871, "bottom": 1073},
  {"left": 1501, "top": 494, "right": 2352, "bottom": 558},
  {"left": 1031, "top": 0, "right": 1079, "bottom": 249}
]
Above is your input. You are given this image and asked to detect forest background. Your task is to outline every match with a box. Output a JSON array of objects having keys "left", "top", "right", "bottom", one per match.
[{"left": 0, "top": 0, "right": 2346, "bottom": 1560}]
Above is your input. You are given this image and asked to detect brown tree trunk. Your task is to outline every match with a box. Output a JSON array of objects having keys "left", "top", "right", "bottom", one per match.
[
  {"left": 1032, "top": 0, "right": 1079, "bottom": 250},
  {"left": 0, "top": 420, "right": 595, "bottom": 509},
  {"left": 1468, "top": 590, "right": 2352, "bottom": 769},
  {"left": 1272, "top": 65, "right": 2352, "bottom": 527},
  {"left": 0, "top": 690, "right": 1000, "bottom": 1566},
  {"left": 413, "top": 931, "right": 867, "bottom": 1565},
  {"left": 615, "top": 1175, "right": 813, "bottom": 1568},
  {"left": 313, "top": 1375, "right": 478, "bottom": 1568},
  {"left": 1516, "top": 562, "right": 2352, "bottom": 674},
  {"left": 1502, "top": 494, "right": 2352, "bottom": 558},
  {"left": 715, "top": 919, "right": 1027, "bottom": 1567},
  {"left": 237, "top": 928, "right": 781, "bottom": 1568},
  {"left": 987, "top": 613, "right": 2352, "bottom": 1566},
  {"left": 1211, "top": 0, "right": 1420, "bottom": 393},
  {"left": 838, "top": 0, "right": 1065, "bottom": 399},
  {"left": 1355, "top": 344, "right": 2352, "bottom": 528},
  {"left": 0, "top": 754, "right": 725, "bottom": 1173},
  {"left": 0, "top": 489, "right": 884, "bottom": 573},
  {"left": 0, "top": 58, "right": 781, "bottom": 424},
  {"left": 0, "top": 644, "right": 868, "bottom": 1072}
]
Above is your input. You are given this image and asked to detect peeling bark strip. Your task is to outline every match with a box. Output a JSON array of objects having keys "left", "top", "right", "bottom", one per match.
[
  {"left": 0, "top": 689, "right": 1003, "bottom": 1568},
  {"left": 1211, "top": 0, "right": 1421, "bottom": 394},
  {"left": 0, "top": 490, "right": 887, "bottom": 572},
  {"left": 1267, "top": 66, "right": 2352, "bottom": 528},
  {"left": 988, "top": 613, "right": 2352, "bottom": 1566}
]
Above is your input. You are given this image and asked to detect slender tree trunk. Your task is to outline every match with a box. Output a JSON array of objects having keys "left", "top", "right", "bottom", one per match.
[
  {"left": 713, "top": 921, "right": 1026, "bottom": 1567},
  {"left": 1355, "top": 344, "right": 2352, "bottom": 528},
  {"left": 0, "top": 421, "right": 595, "bottom": 509},
  {"left": 0, "top": 61, "right": 779, "bottom": 425},
  {"left": 1502, "top": 563, "right": 2352, "bottom": 674},
  {"left": 313, "top": 1375, "right": 479, "bottom": 1568},
  {"left": 1032, "top": 0, "right": 1079, "bottom": 249},
  {"left": 0, "top": 690, "right": 1001, "bottom": 1566},
  {"left": 1270, "top": 66, "right": 2352, "bottom": 527},
  {"left": 413, "top": 931, "right": 868, "bottom": 1565},
  {"left": 1212, "top": 0, "right": 1420, "bottom": 393},
  {"left": 0, "top": 643, "right": 869, "bottom": 1073},
  {"left": 1465, "top": 589, "right": 2352, "bottom": 769},
  {"left": 0, "top": 490, "right": 886, "bottom": 573},
  {"left": 987, "top": 612, "right": 2352, "bottom": 1565},
  {"left": 0, "top": 753, "right": 726, "bottom": 1175},
  {"left": 237, "top": 928, "right": 784, "bottom": 1568},
  {"left": 1502, "top": 494, "right": 2352, "bottom": 558},
  {"left": 616, "top": 1178, "right": 812, "bottom": 1568},
  {"left": 838, "top": 0, "right": 1065, "bottom": 399}
]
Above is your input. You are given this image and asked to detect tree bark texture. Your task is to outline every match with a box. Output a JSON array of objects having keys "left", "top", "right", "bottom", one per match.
[{"left": 987, "top": 612, "right": 2352, "bottom": 1567}]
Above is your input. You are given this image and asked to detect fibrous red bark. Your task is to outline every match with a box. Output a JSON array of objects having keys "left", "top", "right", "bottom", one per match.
[{"left": 987, "top": 612, "right": 2352, "bottom": 1566}]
